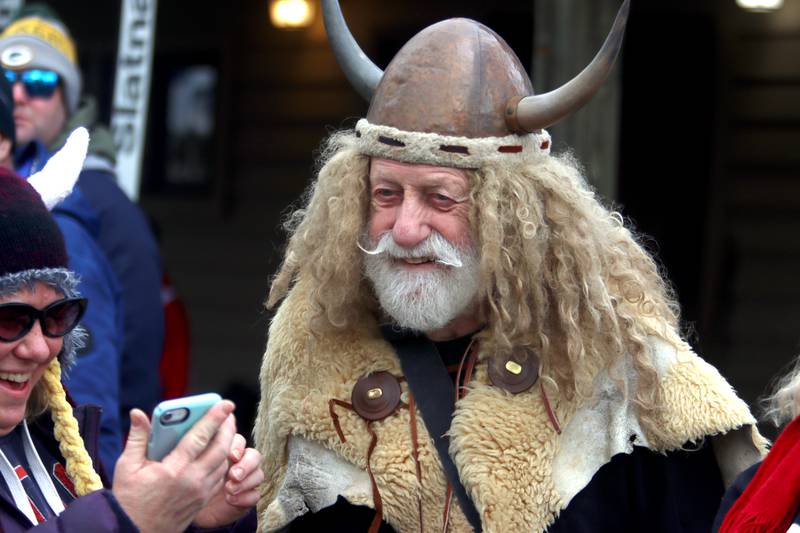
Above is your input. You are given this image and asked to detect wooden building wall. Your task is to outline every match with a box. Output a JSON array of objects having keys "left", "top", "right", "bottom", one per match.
[
  {"left": 619, "top": 0, "right": 800, "bottom": 414},
  {"left": 710, "top": 0, "right": 800, "bottom": 407}
]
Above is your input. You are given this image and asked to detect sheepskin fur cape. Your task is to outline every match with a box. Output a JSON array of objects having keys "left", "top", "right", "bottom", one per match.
[{"left": 254, "top": 278, "right": 766, "bottom": 533}]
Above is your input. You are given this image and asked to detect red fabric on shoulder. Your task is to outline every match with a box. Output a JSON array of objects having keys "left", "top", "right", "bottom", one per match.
[{"left": 720, "top": 417, "right": 800, "bottom": 532}]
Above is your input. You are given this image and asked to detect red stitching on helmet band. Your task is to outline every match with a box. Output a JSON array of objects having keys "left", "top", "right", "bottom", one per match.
[
  {"left": 439, "top": 145, "right": 469, "bottom": 154},
  {"left": 498, "top": 145, "right": 523, "bottom": 153}
]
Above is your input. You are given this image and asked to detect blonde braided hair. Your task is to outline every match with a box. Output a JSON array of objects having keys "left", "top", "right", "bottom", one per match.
[{"left": 40, "top": 358, "right": 103, "bottom": 495}]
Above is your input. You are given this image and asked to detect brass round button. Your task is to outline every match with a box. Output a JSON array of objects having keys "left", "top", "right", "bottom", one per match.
[
  {"left": 488, "top": 353, "right": 539, "bottom": 394},
  {"left": 351, "top": 371, "right": 402, "bottom": 421}
]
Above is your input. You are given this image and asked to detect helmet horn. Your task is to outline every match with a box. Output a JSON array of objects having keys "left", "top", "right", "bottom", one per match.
[
  {"left": 321, "top": 0, "right": 383, "bottom": 101},
  {"left": 505, "top": 0, "right": 631, "bottom": 133}
]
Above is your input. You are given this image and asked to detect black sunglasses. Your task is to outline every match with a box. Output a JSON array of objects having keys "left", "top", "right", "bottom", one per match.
[{"left": 0, "top": 298, "right": 87, "bottom": 342}]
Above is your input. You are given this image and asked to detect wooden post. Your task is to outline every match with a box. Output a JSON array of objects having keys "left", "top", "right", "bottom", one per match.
[{"left": 533, "top": 0, "right": 623, "bottom": 201}]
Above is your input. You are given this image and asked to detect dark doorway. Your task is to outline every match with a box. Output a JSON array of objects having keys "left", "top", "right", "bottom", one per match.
[{"left": 619, "top": 8, "right": 719, "bottom": 347}]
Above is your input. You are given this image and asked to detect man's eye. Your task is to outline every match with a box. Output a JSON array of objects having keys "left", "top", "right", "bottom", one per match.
[
  {"left": 431, "top": 193, "right": 456, "bottom": 207},
  {"left": 374, "top": 189, "right": 399, "bottom": 202}
]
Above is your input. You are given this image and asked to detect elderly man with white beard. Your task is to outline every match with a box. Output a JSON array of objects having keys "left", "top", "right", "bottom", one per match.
[
  {"left": 253, "top": 2, "right": 765, "bottom": 532},
  {"left": 361, "top": 161, "right": 481, "bottom": 337}
]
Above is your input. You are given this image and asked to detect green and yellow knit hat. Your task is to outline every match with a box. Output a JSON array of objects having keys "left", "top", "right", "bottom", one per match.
[{"left": 0, "top": 5, "right": 81, "bottom": 113}]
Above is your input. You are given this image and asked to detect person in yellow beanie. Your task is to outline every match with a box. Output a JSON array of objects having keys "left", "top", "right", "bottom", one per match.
[{"left": 0, "top": 3, "right": 167, "bottom": 474}]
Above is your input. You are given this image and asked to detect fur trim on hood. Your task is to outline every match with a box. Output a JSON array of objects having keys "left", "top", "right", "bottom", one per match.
[{"left": 0, "top": 267, "right": 87, "bottom": 368}]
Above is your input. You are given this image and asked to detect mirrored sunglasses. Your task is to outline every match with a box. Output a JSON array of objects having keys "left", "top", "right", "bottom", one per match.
[
  {"left": 4, "top": 69, "right": 60, "bottom": 99},
  {"left": 0, "top": 298, "right": 87, "bottom": 342}
]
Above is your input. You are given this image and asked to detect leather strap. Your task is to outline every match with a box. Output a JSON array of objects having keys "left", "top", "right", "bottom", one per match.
[{"left": 382, "top": 327, "right": 482, "bottom": 532}]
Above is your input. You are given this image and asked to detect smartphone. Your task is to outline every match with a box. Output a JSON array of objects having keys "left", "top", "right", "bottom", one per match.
[{"left": 146, "top": 392, "right": 222, "bottom": 461}]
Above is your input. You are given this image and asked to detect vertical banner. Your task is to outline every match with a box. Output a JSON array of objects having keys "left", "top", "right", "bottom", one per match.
[
  {"left": 0, "top": 0, "right": 22, "bottom": 30},
  {"left": 111, "top": 0, "right": 158, "bottom": 201}
]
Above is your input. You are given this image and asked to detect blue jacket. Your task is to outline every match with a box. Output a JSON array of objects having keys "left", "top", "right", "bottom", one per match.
[
  {"left": 44, "top": 101, "right": 166, "bottom": 431},
  {"left": 19, "top": 136, "right": 166, "bottom": 448},
  {"left": 76, "top": 156, "right": 165, "bottom": 431},
  {"left": 51, "top": 189, "right": 124, "bottom": 475},
  {"left": 49, "top": 100, "right": 166, "bottom": 429}
]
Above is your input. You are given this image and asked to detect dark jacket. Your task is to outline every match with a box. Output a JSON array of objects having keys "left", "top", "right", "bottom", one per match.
[
  {"left": 713, "top": 461, "right": 758, "bottom": 531},
  {"left": 50, "top": 186, "right": 125, "bottom": 475},
  {"left": 290, "top": 442, "right": 725, "bottom": 533},
  {"left": 0, "top": 404, "right": 258, "bottom": 532},
  {"left": 75, "top": 162, "right": 165, "bottom": 432},
  {"left": 0, "top": 405, "right": 137, "bottom": 533},
  {"left": 54, "top": 99, "right": 166, "bottom": 432},
  {"left": 18, "top": 117, "right": 166, "bottom": 460}
]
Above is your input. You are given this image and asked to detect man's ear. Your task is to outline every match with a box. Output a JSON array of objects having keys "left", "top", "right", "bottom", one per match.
[
  {"left": 0, "top": 135, "right": 13, "bottom": 169},
  {"left": 56, "top": 86, "right": 70, "bottom": 123}
]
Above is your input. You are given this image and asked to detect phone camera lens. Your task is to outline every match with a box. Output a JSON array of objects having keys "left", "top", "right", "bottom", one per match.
[{"left": 159, "top": 407, "right": 189, "bottom": 426}]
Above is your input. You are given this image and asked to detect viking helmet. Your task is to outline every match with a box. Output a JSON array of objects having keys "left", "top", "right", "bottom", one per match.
[{"left": 322, "top": 0, "right": 630, "bottom": 168}]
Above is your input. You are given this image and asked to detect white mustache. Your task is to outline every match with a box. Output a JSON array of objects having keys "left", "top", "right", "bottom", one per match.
[{"left": 358, "top": 232, "right": 465, "bottom": 268}]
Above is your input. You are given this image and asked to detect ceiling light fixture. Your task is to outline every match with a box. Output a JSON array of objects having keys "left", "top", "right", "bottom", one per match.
[
  {"left": 736, "top": 0, "right": 784, "bottom": 13},
  {"left": 270, "top": 0, "right": 314, "bottom": 29}
]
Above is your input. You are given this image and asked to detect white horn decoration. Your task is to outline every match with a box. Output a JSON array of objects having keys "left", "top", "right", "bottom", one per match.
[
  {"left": 506, "top": 0, "right": 630, "bottom": 133},
  {"left": 28, "top": 127, "right": 89, "bottom": 210},
  {"left": 321, "top": 0, "right": 383, "bottom": 101}
]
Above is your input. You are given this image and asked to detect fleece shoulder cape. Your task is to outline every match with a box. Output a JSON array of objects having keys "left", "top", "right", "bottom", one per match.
[{"left": 254, "top": 279, "right": 766, "bottom": 533}]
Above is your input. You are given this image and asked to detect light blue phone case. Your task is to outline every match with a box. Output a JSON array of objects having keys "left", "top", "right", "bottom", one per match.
[{"left": 146, "top": 392, "right": 222, "bottom": 461}]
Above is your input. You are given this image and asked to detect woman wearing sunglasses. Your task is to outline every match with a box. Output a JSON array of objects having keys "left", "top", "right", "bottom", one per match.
[{"left": 0, "top": 129, "right": 261, "bottom": 532}]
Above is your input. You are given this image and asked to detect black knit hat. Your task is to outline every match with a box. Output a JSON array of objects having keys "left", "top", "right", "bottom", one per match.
[
  {"left": 0, "top": 130, "right": 87, "bottom": 365},
  {"left": 0, "top": 168, "right": 67, "bottom": 277}
]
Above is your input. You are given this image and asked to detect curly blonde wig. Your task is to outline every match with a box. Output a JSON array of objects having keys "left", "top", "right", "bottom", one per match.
[
  {"left": 762, "top": 355, "right": 800, "bottom": 427},
  {"left": 268, "top": 130, "right": 682, "bottom": 433}
]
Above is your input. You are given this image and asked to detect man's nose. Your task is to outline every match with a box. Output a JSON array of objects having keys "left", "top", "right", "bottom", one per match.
[
  {"left": 11, "top": 81, "right": 27, "bottom": 104},
  {"left": 391, "top": 197, "right": 430, "bottom": 249}
]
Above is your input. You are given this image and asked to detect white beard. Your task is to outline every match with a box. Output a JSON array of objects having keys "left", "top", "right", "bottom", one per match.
[{"left": 362, "top": 232, "right": 480, "bottom": 333}]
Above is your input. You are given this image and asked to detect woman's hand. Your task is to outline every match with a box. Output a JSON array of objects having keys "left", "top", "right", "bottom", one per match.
[
  {"left": 112, "top": 401, "right": 237, "bottom": 533},
  {"left": 192, "top": 433, "right": 264, "bottom": 528}
]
